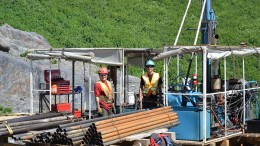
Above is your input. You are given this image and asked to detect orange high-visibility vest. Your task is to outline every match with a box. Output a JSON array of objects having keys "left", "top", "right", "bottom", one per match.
[
  {"left": 142, "top": 72, "right": 160, "bottom": 96},
  {"left": 98, "top": 81, "right": 113, "bottom": 101}
]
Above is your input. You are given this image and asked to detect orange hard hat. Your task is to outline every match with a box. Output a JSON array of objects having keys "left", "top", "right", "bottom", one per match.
[{"left": 99, "top": 67, "right": 108, "bottom": 74}]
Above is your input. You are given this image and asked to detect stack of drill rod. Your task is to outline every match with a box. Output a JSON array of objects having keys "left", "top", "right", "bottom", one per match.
[
  {"left": 0, "top": 112, "right": 76, "bottom": 138},
  {"left": 40, "top": 110, "right": 146, "bottom": 145},
  {"left": 83, "top": 106, "right": 179, "bottom": 145},
  {"left": 25, "top": 107, "right": 179, "bottom": 145},
  {"left": 12, "top": 128, "right": 56, "bottom": 142}
]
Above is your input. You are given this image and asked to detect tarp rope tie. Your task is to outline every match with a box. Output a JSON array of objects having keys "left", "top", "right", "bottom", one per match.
[{"left": 4, "top": 121, "right": 13, "bottom": 135}]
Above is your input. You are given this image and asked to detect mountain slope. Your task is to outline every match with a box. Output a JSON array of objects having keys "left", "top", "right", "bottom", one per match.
[{"left": 0, "top": 0, "right": 259, "bottom": 81}]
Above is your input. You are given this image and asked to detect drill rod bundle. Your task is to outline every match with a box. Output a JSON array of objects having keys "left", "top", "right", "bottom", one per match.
[
  {"left": 8, "top": 107, "right": 179, "bottom": 146},
  {"left": 39, "top": 107, "right": 179, "bottom": 145},
  {"left": 0, "top": 112, "right": 75, "bottom": 137},
  {"left": 83, "top": 106, "right": 179, "bottom": 145}
]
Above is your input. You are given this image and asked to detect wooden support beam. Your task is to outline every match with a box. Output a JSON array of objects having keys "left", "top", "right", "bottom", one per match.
[
  {"left": 208, "top": 143, "right": 216, "bottom": 146},
  {"left": 217, "top": 139, "right": 229, "bottom": 146},
  {"left": 0, "top": 137, "right": 8, "bottom": 143},
  {"left": 162, "top": 132, "right": 176, "bottom": 141},
  {"left": 132, "top": 139, "right": 150, "bottom": 146}
]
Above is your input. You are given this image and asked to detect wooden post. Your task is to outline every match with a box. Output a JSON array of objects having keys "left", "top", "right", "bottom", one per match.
[{"left": 218, "top": 139, "right": 229, "bottom": 146}]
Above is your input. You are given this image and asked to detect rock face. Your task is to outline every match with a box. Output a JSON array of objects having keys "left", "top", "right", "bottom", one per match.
[
  {"left": 0, "top": 24, "right": 140, "bottom": 113},
  {"left": 0, "top": 24, "right": 51, "bottom": 56},
  {"left": 0, "top": 24, "right": 54, "bottom": 113}
]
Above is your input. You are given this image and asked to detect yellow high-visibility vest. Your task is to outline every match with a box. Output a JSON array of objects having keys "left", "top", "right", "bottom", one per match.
[{"left": 142, "top": 72, "right": 160, "bottom": 96}]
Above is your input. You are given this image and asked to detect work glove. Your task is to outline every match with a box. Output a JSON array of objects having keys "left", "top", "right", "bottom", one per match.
[
  {"left": 97, "top": 107, "right": 102, "bottom": 114},
  {"left": 140, "top": 102, "right": 143, "bottom": 110}
]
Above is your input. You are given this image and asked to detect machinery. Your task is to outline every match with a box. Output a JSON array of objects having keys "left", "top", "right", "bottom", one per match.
[{"left": 167, "top": 0, "right": 259, "bottom": 141}]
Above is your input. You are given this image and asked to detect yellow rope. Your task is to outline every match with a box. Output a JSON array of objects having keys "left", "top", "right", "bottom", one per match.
[
  {"left": 110, "top": 115, "right": 122, "bottom": 142},
  {"left": 4, "top": 121, "right": 13, "bottom": 135}
]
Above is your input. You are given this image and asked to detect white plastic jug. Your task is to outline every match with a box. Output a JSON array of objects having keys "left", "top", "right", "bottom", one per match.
[{"left": 127, "top": 92, "right": 135, "bottom": 105}]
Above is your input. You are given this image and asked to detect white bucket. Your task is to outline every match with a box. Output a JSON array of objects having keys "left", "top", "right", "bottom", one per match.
[{"left": 127, "top": 92, "right": 135, "bottom": 105}]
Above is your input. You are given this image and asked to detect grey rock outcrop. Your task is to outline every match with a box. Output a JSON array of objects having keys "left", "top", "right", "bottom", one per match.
[
  {"left": 0, "top": 24, "right": 51, "bottom": 56},
  {"left": 0, "top": 24, "right": 140, "bottom": 113}
]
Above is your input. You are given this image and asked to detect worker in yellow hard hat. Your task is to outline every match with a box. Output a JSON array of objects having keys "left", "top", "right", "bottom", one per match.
[
  {"left": 94, "top": 67, "right": 114, "bottom": 116},
  {"left": 139, "top": 60, "right": 163, "bottom": 110}
]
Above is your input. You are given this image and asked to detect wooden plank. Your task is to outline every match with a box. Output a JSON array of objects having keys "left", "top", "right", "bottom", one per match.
[
  {"left": 208, "top": 143, "right": 216, "bottom": 146},
  {"left": 217, "top": 139, "right": 229, "bottom": 146},
  {"left": 0, "top": 137, "right": 8, "bottom": 143},
  {"left": 132, "top": 139, "right": 150, "bottom": 146},
  {"left": 124, "top": 128, "right": 168, "bottom": 141},
  {"left": 0, "top": 142, "right": 20, "bottom": 146},
  {"left": 161, "top": 132, "right": 176, "bottom": 141}
]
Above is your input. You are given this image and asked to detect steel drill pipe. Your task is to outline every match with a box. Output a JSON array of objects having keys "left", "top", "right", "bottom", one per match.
[
  {"left": 70, "top": 135, "right": 85, "bottom": 143},
  {"left": 59, "top": 109, "right": 146, "bottom": 129},
  {"left": 82, "top": 107, "right": 170, "bottom": 132},
  {"left": 0, "top": 112, "right": 70, "bottom": 123},
  {"left": 0, "top": 115, "right": 75, "bottom": 129},
  {"left": 64, "top": 127, "right": 89, "bottom": 136},
  {"left": 0, "top": 115, "right": 79, "bottom": 136},
  {"left": 72, "top": 139, "right": 83, "bottom": 145},
  {"left": 27, "top": 107, "right": 176, "bottom": 145},
  {"left": 99, "top": 114, "right": 178, "bottom": 137},
  {"left": 67, "top": 132, "right": 85, "bottom": 139},
  {"left": 95, "top": 106, "right": 172, "bottom": 126},
  {"left": 58, "top": 110, "right": 147, "bottom": 132},
  {"left": 84, "top": 108, "right": 178, "bottom": 144},
  {"left": 102, "top": 123, "right": 179, "bottom": 146},
  {"left": 101, "top": 118, "right": 178, "bottom": 139},
  {"left": 17, "top": 128, "right": 56, "bottom": 140},
  {"left": 91, "top": 110, "right": 174, "bottom": 133},
  {"left": 103, "top": 121, "right": 180, "bottom": 143},
  {"left": 94, "top": 108, "right": 173, "bottom": 130},
  {"left": 57, "top": 108, "right": 169, "bottom": 134},
  {"left": 95, "top": 111, "right": 177, "bottom": 132},
  {"left": 44, "top": 126, "right": 88, "bottom": 145},
  {"left": 12, "top": 132, "right": 33, "bottom": 140},
  {"left": 61, "top": 122, "right": 93, "bottom": 132},
  {"left": 0, "top": 119, "right": 72, "bottom": 136}
]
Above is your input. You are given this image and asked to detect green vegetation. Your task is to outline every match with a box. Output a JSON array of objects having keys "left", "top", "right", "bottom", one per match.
[
  {"left": 0, "top": 0, "right": 259, "bottom": 82},
  {"left": 20, "top": 50, "right": 29, "bottom": 57},
  {"left": 0, "top": 106, "right": 12, "bottom": 115}
]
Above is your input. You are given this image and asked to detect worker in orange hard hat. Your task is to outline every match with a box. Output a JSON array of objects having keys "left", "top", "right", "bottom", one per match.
[
  {"left": 94, "top": 67, "right": 114, "bottom": 116},
  {"left": 139, "top": 60, "right": 163, "bottom": 110}
]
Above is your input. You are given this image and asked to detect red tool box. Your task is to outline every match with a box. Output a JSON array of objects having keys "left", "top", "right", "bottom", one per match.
[
  {"left": 74, "top": 110, "right": 82, "bottom": 118},
  {"left": 44, "top": 69, "right": 70, "bottom": 94},
  {"left": 51, "top": 103, "right": 71, "bottom": 112}
]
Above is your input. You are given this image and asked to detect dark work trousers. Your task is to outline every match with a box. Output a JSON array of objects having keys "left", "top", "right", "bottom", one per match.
[
  {"left": 142, "top": 95, "right": 163, "bottom": 110},
  {"left": 101, "top": 108, "right": 113, "bottom": 117}
]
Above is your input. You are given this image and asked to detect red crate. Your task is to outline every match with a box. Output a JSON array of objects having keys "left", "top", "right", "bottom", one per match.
[
  {"left": 51, "top": 103, "right": 71, "bottom": 112},
  {"left": 44, "top": 69, "right": 71, "bottom": 94},
  {"left": 74, "top": 110, "right": 82, "bottom": 118},
  {"left": 55, "top": 81, "right": 70, "bottom": 94},
  {"left": 44, "top": 69, "right": 61, "bottom": 83}
]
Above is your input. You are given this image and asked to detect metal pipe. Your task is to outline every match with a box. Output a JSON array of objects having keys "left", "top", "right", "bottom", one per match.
[
  {"left": 96, "top": 112, "right": 177, "bottom": 131},
  {"left": 0, "top": 112, "right": 69, "bottom": 123},
  {"left": 0, "top": 120, "right": 72, "bottom": 136},
  {"left": 101, "top": 117, "right": 179, "bottom": 139},
  {"left": 0, "top": 115, "right": 74, "bottom": 128},
  {"left": 72, "top": 61, "right": 75, "bottom": 115},
  {"left": 95, "top": 108, "right": 173, "bottom": 129},
  {"left": 94, "top": 107, "right": 172, "bottom": 125},
  {"left": 59, "top": 109, "right": 146, "bottom": 129},
  {"left": 102, "top": 121, "right": 179, "bottom": 142},
  {"left": 102, "top": 123, "right": 180, "bottom": 145}
]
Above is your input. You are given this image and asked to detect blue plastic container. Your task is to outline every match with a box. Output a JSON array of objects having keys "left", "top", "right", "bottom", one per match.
[{"left": 169, "top": 107, "right": 210, "bottom": 141}]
